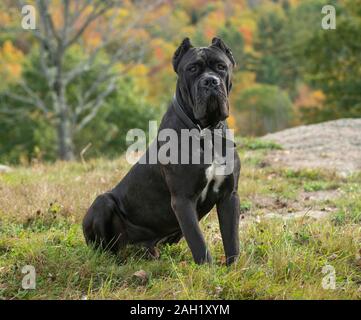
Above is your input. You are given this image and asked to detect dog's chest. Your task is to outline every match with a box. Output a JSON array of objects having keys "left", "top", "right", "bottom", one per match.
[{"left": 200, "top": 159, "right": 226, "bottom": 202}]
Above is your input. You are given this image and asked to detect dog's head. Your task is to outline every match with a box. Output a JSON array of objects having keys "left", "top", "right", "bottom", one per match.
[{"left": 173, "top": 37, "right": 236, "bottom": 127}]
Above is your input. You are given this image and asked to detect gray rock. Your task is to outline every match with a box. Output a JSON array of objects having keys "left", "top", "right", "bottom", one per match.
[
  {"left": 262, "top": 118, "right": 361, "bottom": 174},
  {"left": 0, "top": 164, "right": 12, "bottom": 173}
]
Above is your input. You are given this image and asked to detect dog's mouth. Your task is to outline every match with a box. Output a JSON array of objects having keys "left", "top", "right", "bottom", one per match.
[{"left": 195, "top": 87, "right": 229, "bottom": 127}]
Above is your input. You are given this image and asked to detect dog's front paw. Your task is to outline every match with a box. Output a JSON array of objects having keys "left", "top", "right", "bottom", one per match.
[{"left": 193, "top": 250, "right": 213, "bottom": 265}]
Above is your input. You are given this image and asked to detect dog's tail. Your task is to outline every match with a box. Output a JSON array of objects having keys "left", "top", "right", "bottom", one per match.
[{"left": 82, "top": 192, "right": 127, "bottom": 253}]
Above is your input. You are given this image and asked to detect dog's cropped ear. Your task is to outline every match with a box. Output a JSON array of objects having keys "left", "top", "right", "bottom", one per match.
[
  {"left": 173, "top": 37, "right": 193, "bottom": 73},
  {"left": 210, "top": 37, "right": 236, "bottom": 67}
]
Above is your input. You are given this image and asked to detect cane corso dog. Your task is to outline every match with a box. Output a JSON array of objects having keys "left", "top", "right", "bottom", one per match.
[{"left": 83, "top": 37, "right": 241, "bottom": 265}]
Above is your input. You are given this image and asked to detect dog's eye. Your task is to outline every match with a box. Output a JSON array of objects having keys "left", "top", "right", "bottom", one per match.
[
  {"left": 217, "top": 64, "right": 226, "bottom": 71},
  {"left": 188, "top": 65, "right": 198, "bottom": 73}
]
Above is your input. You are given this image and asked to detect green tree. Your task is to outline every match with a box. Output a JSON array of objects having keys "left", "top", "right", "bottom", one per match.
[
  {"left": 304, "top": 0, "right": 361, "bottom": 118},
  {"left": 1, "top": 0, "right": 160, "bottom": 161},
  {"left": 218, "top": 21, "right": 247, "bottom": 71},
  {"left": 0, "top": 50, "right": 159, "bottom": 164},
  {"left": 235, "top": 84, "right": 294, "bottom": 136},
  {"left": 75, "top": 77, "right": 159, "bottom": 159},
  {"left": 253, "top": 8, "right": 289, "bottom": 88},
  {"left": 252, "top": 0, "right": 332, "bottom": 99}
]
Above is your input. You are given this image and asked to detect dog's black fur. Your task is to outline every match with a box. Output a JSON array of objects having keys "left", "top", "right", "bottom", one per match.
[{"left": 83, "top": 37, "right": 241, "bottom": 265}]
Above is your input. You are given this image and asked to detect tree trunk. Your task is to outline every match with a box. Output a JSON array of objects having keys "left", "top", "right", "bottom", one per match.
[
  {"left": 55, "top": 79, "right": 75, "bottom": 161},
  {"left": 57, "top": 113, "right": 75, "bottom": 161}
]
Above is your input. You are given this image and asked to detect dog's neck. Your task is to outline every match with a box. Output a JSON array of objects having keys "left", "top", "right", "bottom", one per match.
[
  {"left": 173, "top": 89, "right": 225, "bottom": 132},
  {"left": 175, "top": 86, "right": 200, "bottom": 126}
]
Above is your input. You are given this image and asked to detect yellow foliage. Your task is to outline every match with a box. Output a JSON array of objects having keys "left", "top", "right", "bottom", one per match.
[
  {"left": 117, "top": 8, "right": 129, "bottom": 20},
  {"left": 8, "top": 64, "right": 22, "bottom": 79},
  {"left": 294, "top": 85, "right": 325, "bottom": 109},
  {"left": 0, "top": 41, "right": 24, "bottom": 88},
  {"left": 227, "top": 113, "right": 238, "bottom": 133},
  {"left": 231, "top": 72, "right": 256, "bottom": 96},
  {"left": 151, "top": 38, "right": 176, "bottom": 62},
  {"left": 312, "top": 90, "right": 326, "bottom": 103},
  {"left": 180, "top": 26, "right": 197, "bottom": 38},
  {"left": 293, "top": 85, "right": 326, "bottom": 125},
  {"left": 143, "top": 4, "right": 171, "bottom": 24},
  {"left": 201, "top": 10, "right": 226, "bottom": 40},
  {"left": 126, "top": 29, "right": 150, "bottom": 42},
  {"left": 0, "top": 11, "right": 11, "bottom": 27},
  {"left": 229, "top": 11, "right": 257, "bottom": 49},
  {"left": 129, "top": 64, "right": 149, "bottom": 77},
  {"left": 288, "top": 0, "right": 302, "bottom": 6},
  {"left": 129, "top": 64, "right": 150, "bottom": 93}
]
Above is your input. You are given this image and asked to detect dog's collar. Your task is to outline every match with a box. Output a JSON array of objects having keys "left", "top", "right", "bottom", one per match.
[
  {"left": 172, "top": 96, "right": 225, "bottom": 137},
  {"left": 172, "top": 96, "right": 236, "bottom": 148}
]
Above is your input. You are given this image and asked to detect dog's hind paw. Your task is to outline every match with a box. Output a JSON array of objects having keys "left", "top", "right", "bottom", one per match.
[{"left": 146, "top": 246, "right": 160, "bottom": 260}]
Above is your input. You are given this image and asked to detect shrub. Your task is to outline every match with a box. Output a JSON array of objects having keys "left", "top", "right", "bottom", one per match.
[{"left": 235, "top": 84, "right": 294, "bottom": 136}]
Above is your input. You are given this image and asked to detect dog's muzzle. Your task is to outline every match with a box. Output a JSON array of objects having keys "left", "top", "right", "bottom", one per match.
[{"left": 195, "top": 75, "right": 228, "bottom": 125}]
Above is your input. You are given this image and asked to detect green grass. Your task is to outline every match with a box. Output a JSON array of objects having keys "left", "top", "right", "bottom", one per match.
[
  {"left": 1, "top": 149, "right": 361, "bottom": 300},
  {"left": 303, "top": 181, "right": 340, "bottom": 192},
  {"left": 237, "top": 137, "right": 282, "bottom": 151}
]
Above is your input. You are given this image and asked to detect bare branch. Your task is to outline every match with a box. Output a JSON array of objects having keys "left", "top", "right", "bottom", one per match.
[
  {"left": 3, "top": 84, "right": 48, "bottom": 115},
  {"left": 69, "top": 0, "right": 93, "bottom": 26},
  {"left": 63, "top": 0, "right": 164, "bottom": 85},
  {"left": 2, "top": 92, "right": 36, "bottom": 109},
  {"left": 65, "top": 1, "right": 116, "bottom": 49},
  {"left": 75, "top": 77, "right": 117, "bottom": 132},
  {"left": 9, "top": 0, "right": 166, "bottom": 160},
  {"left": 38, "top": 0, "right": 61, "bottom": 43},
  {"left": 80, "top": 142, "right": 92, "bottom": 166},
  {"left": 61, "top": 0, "right": 70, "bottom": 44},
  {"left": 18, "top": 81, "right": 49, "bottom": 114}
]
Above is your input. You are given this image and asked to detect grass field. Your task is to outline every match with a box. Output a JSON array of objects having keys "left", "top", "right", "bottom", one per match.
[{"left": 1, "top": 139, "right": 361, "bottom": 299}]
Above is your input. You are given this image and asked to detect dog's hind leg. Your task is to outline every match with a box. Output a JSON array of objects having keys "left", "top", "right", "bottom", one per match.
[
  {"left": 161, "top": 231, "right": 183, "bottom": 245},
  {"left": 83, "top": 193, "right": 128, "bottom": 254},
  {"left": 145, "top": 246, "right": 160, "bottom": 259}
]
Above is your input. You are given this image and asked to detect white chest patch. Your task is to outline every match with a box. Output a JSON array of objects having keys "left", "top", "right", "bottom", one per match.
[{"left": 201, "top": 159, "right": 227, "bottom": 202}]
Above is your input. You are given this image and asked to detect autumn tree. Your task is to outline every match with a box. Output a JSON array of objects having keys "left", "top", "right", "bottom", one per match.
[
  {"left": 304, "top": 0, "right": 361, "bottom": 118},
  {"left": 2, "top": 0, "right": 162, "bottom": 160},
  {"left": 253, "top": 8, "right": 290, "bottom": 89}
]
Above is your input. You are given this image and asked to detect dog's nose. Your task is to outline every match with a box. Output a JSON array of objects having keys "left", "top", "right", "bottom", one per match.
[{"left": 200, "top": 75, "right": 220, "bottom": 88}]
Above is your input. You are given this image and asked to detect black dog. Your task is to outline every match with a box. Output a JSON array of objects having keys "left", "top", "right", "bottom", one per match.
[{"left": 83, "top": 37, "right": 241, "bottom": 265}]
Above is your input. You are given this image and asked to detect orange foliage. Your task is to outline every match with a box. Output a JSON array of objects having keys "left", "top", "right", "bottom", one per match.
[
  {"left": 0, "top": 41, "right": 24, "bottom": 89},
  {"left": 294, "top": 85, "right": 325, "bottom": 109},
  {"left": 227, "top": 113, "right": 239, "bottom": 133},
  {"left": 239, "top": 26, "right": 253, "bottom": 46},
  {"left": 129, "top": 64, "right": 150, "bottom": 93},
  {"left": 293, "top": 85, "right": 326, "bottom": 124},
  {"left": 202, "top": 10, "right": 225, "bottom": 41},
  {"left": 0, "top": 11, "right": 11, "bottom": 27}
]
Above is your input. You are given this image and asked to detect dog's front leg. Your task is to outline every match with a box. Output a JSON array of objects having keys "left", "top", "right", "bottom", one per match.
[
  {"left": 171, "top": 196, "right": 212, "bottom": 264},
  {"left": 217, "top": 191, "right": 240, "bottom": 266}
]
